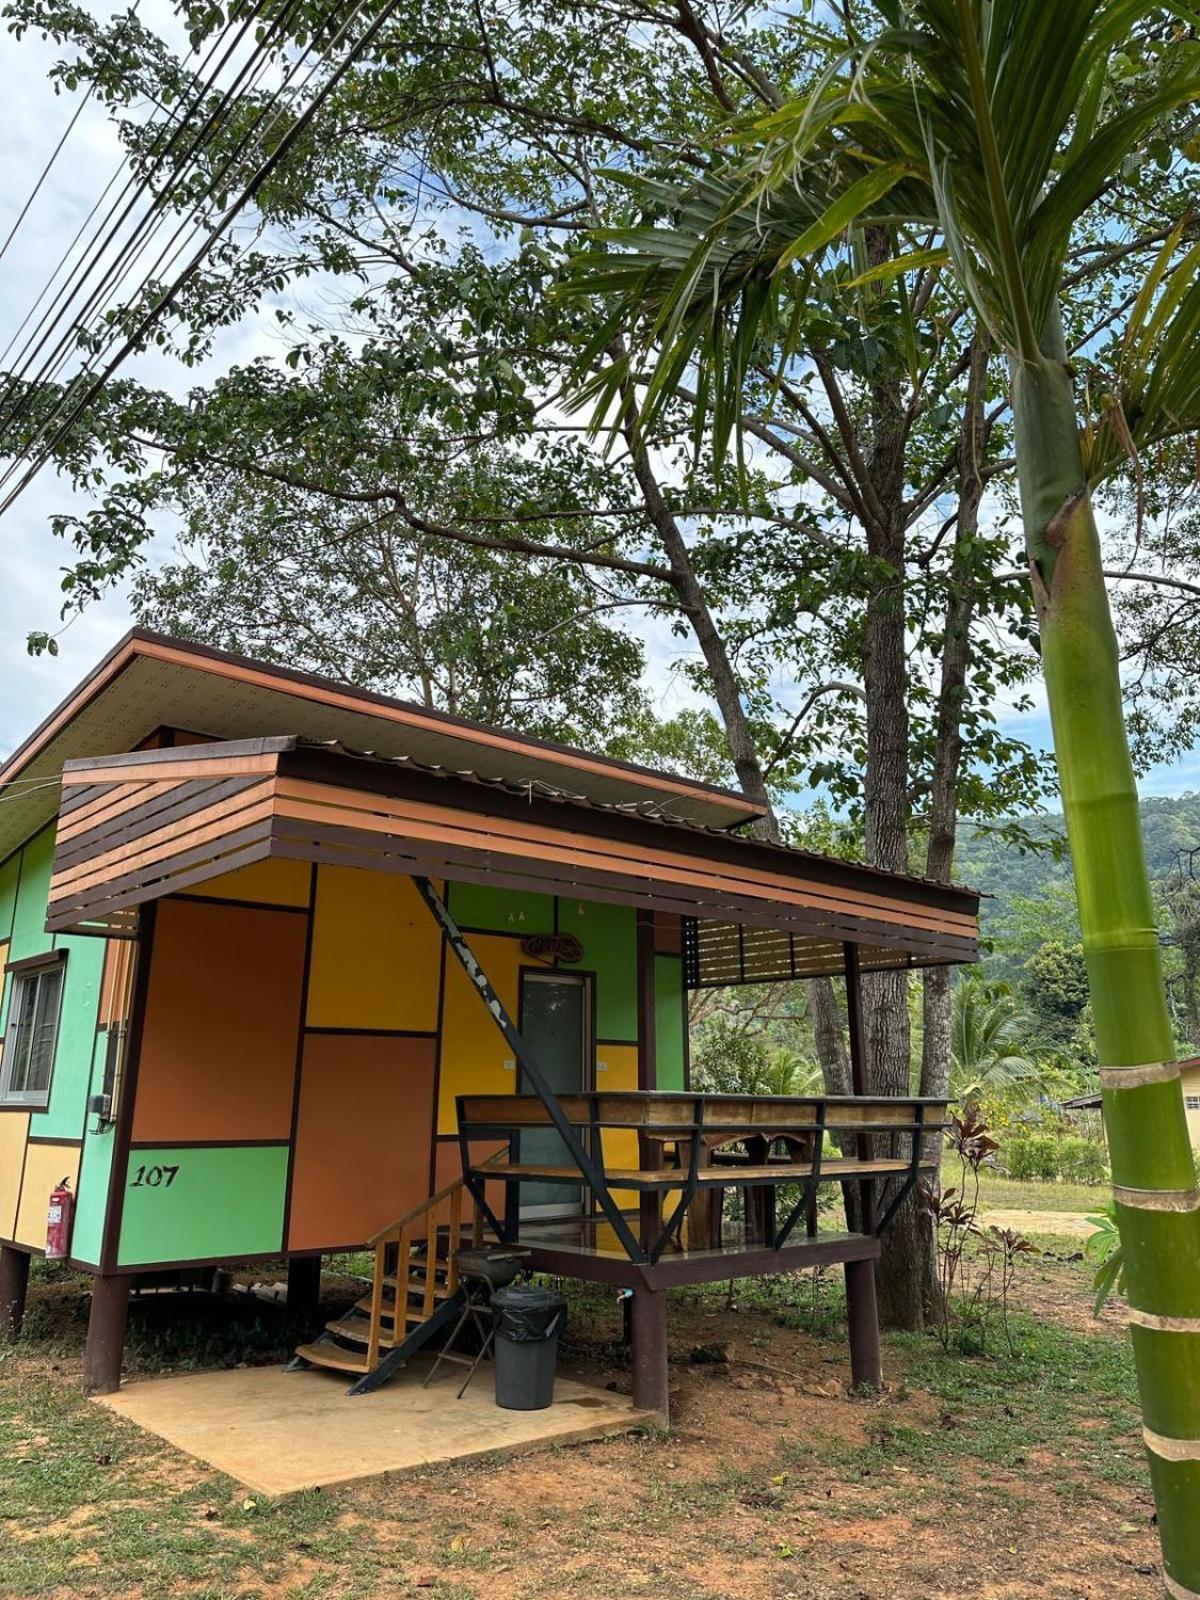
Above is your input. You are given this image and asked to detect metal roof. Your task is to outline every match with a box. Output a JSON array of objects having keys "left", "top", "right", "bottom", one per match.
[{"left": 0, "top": 631, "right": 767, "bottom": 862}]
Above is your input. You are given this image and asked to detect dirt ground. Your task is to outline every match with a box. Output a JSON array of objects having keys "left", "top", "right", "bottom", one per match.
[
  {"left": 0, "top": 1248, "right": 1160, "bottom": 1600},
  {"left": 980, "top": 1208, "right": 1099, "bottom": 1240}
]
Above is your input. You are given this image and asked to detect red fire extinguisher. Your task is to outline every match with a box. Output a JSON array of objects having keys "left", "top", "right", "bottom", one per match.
[{"left": 45, "top": 1177, "right": 73, "bottom": 1260}]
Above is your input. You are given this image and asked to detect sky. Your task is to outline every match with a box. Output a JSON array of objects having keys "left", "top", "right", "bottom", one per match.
[{"left": 1, "top": 7, "right": 1197, "bottom": 806}]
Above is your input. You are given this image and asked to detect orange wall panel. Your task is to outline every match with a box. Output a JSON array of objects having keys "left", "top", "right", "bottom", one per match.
[
  {"left": 288, "top": 1032, "right": 437, "bottom": 1251},
  {"left": 436, "top": 934, "right": 525, "bottom": 1134},
  {"left": 132, "top": 898, "right": 307, "bottom": 1144},
  {"left": 433, "top": 1135, "right": 507, "bottom": 1223},
  {"left": 306, "top": 867, "right": 442, "bottom": 1032}
]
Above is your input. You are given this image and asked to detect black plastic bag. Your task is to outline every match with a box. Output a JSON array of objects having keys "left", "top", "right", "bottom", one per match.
[{"left": 491, "top": 1284, "right": 567, "bottom": 1343}]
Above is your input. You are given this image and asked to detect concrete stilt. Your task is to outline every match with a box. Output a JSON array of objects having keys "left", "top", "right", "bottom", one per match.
[
  {"left": 83, "top": 1274, "right": 132, "bottom": 1394},
  {"left": 630, "top": 1284, "right": 670, "bottom": 1421},
  {"left": 844, "top": 1258, "right": 883, "bottom": 1391},
  {"left": 286, "top": 1254, "right": 322, "bottom": 1330},
  {"left": 0, "top": 1246, "right": 30, "bottom": 1339}
]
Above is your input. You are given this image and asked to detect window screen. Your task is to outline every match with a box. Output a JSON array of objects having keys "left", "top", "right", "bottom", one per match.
[{"left": 2, "top": 961, "right": 65, "bottom": 1106}]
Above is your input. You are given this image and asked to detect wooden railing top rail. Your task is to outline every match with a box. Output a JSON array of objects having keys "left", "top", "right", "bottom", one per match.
[
  {"left": 366, "top": 1152, "right": 503, "bottom": 1247},
  {"left": 457, "top": 1090, "right": 948, "bottom": 1137}
]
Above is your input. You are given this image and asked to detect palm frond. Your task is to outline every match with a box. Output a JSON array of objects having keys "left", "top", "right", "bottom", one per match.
[{"left": 566, "top": 0, "right": 1200, "bottom": 469}]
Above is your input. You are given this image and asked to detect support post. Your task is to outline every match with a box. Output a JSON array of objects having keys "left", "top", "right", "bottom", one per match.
[
  {"left": 844, "top": 1257, "right": 882, "bottom": 1391},
  {"left": 83, "top": 1274, "right": 132, "bottom": 1394},
  {"left": 286, "top": 1254, "right": 322, "bottom": 1330},
  {"left": 630, "top": 1284, "right": 670, "bottom": 1421},
  {"left": 843, "top": 942, "right": 876, "bottom": 1232},
  {"left": 0, "top": 1246, "right": 31, "bottom": 1340}
]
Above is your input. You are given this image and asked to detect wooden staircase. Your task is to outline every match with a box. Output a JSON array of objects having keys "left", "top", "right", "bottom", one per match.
[{"left": 290, "top": 1167, "right": 490, "bottom": 1395}]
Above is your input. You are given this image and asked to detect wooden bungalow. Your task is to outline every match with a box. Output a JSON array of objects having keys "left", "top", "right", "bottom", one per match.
[{"left": 0, "top": 631, "right": 980, "bottom": 1416}]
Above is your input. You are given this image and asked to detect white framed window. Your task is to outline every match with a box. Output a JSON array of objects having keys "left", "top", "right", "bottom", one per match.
[
  {"left": 1, "top": 955, "right": 66, "bottom": 1109},
  {"left": 1186, "top": 1095, "right": 1200, "bottom": 1112}
]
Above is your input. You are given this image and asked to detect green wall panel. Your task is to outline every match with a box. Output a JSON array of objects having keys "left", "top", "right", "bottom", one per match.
[
  {"left": 0, "top": 827, "right": 105, "bottom": 1142},
  {"left": 118, "top": 1145, "right": 288, "bottom": 1266},
  {"left": 655, "top": 955, "right": 686, "bottom": 1090},
  {"left": 71, "top": 1032, "right": 116, "bottom": 1267},
  {"left": 0, "top": 851, "right": 19, "bottom": 943},
  {"left": 8, "top": 827, "right": 53, "bottom": 959},
  {"left": 559, "top": 898, "right": 637, "bottom": 1041},
  {"left": 447, "top": 882, "right": 555, "bottom": 935},
  {"left": 37, "top": 932, "right": 104, "bottom": 1141}
]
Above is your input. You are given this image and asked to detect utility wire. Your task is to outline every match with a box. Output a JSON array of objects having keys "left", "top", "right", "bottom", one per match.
[
  {"left": 0, "top": 78, "right": 101, "bottom": 266},
  {"left": 0, "top": 0, "right": 316, "bottom": 482},
  {"left": 0, "top": 9, "right": 230, "bottom": 410},
  {"left": 0, "top": 0, "right": 403, "bottom": 519},
  {"left": 0, "top": 3, "right": 269, "bottom": 439}
]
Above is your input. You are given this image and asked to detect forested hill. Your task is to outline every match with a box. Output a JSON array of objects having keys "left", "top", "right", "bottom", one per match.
[{"left": 956, "top": 792, "right": 1200, "bottom": 941}]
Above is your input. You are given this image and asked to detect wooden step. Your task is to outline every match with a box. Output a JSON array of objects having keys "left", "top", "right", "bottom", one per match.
[
  {"left": 352, "top": 1283, "right": 453, "bottom": 1320},
  {"left": 295, "top": 1340, "right": 371, "bottom": 1375}
]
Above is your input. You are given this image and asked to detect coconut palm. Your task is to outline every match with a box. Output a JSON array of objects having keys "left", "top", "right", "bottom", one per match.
[
  {"left": 949, "top": 982, "right": 1041, "bottom": 1105},
  {"left": 573, "top": 3, "right": 1200, "bottom": 1582}
]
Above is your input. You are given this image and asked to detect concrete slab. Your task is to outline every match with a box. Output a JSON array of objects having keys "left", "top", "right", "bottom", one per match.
[{"left": 96, "top": 1358, "right": 652, "bottom": 1496}]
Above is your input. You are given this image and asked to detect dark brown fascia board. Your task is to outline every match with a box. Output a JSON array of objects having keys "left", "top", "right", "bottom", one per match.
[
  {"left": 1, "top": 628, "right": 765, "bottom": 823},
  {"left": 60, "top": 735, "right": 298, "bottom": 774},
  {"left": 4, "top": 949, "right": 67, "bottom": 976},
  {"left": 277, "top": 744, "right": 981, "bottom": 920}
]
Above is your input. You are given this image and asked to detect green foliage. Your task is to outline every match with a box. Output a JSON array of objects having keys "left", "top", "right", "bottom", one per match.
[
  {"left": 1004, "top": 1132, "right": 1108, "bottom": 1187},
  {"left": 1084, "top": 1202, "right": 1126, "bottom": 1315},
  {"left": 130, "top": 430, "right": 651, "bottom": 744},
  {"left": 691, "top": 1017, "right": 822, "bottom": 1098},
  {"left": 949, "top": 978, "right": 1041, "bottom": 1104},
  {"left": 1005, "top": 1135, "right": 1062, "bottom": 1184}
]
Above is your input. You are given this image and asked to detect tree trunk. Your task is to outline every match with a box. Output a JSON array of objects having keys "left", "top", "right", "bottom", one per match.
[
  {"left": 919, "top": 332, "right": 992, "bottom": 1313},
  {"left": 859, "top": 227, "right": 918, "bottom": 1329},
  {"left": 1012, "top": 310, "right": 1200, "bottom": 1600},
  {"left": 619, "top": 383, "right": 852, "bottom": 1097}
]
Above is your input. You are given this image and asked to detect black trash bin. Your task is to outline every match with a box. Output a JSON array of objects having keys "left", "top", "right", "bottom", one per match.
[{"left": 491, "top": 1284, "right": 567, "bottom": 1411}]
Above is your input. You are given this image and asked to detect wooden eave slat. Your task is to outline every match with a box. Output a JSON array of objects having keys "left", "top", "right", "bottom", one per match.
[{"left": 43, "top": 744, "right": 980, "bottom": 968}]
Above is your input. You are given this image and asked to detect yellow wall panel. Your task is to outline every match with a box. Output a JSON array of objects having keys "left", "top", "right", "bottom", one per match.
[
  {"left": 186, "top": 857, "right": 312, "bottom": 908},
  {"left": 437, "top": 934, "right": 526, "bottom": 1133},
  {"left": 307, "top": 867, "right": 442, "bottom": 1031},
  {"left": 598, "top": 1044, "right": 640, "bottom": 1204},
  {"left": 0, "top": 1112, "right": 29, "bottom": 1241},
  {"left": 14, "top": 1142, "right": 80, "bottom": 1251}
]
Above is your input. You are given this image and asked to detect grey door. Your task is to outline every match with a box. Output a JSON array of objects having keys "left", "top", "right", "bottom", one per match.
[{"left": 518, "top": 972, "right": 590, "bottom": 1217}]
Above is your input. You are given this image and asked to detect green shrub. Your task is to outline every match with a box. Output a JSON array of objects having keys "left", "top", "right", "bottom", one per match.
[
  {"left": 1004, "top": 1134, "right": 1060, "bottom": 1182},
  {"left": 1057, "top": 1136, "right": 1108, "bottom": 1186}
]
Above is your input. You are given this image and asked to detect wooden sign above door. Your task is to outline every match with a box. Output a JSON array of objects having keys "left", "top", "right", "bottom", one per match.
[{"left": 520, "top": 932, "right": 584, "bottom": 965}]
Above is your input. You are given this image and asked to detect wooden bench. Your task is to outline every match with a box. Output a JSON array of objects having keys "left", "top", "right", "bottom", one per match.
[{"left": 457, "top": 1091, "right": 946, "bottom": 1263}]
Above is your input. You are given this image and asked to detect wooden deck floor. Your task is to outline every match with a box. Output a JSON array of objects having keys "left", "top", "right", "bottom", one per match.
[{"left": 517, "top": 1215, "right": 879, "bottom": 1289}]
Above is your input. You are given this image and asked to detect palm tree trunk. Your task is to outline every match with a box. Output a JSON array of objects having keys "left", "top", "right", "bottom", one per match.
[{"left": 1013, "top": 313, "right": 1200, "bottom": 1598}]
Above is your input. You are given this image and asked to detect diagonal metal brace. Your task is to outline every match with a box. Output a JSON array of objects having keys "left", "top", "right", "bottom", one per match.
[{"left": 413, "top": 876, "right": 647, "bottom": 1263}]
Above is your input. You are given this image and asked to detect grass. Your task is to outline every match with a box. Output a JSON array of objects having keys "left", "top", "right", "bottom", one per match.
[
  {"left": 0, "top": 1248, "right": 1156, "bottom": 1599},
  {"left": 970, "top": 1172, "right": 1107, "bottom": 1214}
]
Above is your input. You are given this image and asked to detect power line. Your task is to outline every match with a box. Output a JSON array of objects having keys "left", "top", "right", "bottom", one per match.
[
  {"left": 0, "top": 0, "right": 316, "bottom": 483},
  {"left": 0, "top": 3, "right": 269, "bottom": 440},
  {"left": 0, "top": 0, "right": 404, "bottom": 519}
]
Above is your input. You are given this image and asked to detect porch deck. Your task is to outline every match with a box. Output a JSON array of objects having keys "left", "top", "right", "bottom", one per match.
[
  {"left": 517, "top": 1214, "right": 879, "bottom": 1290},
  {"left": 97, "top": 1355, "right": 652, "bottom": 1496}
]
